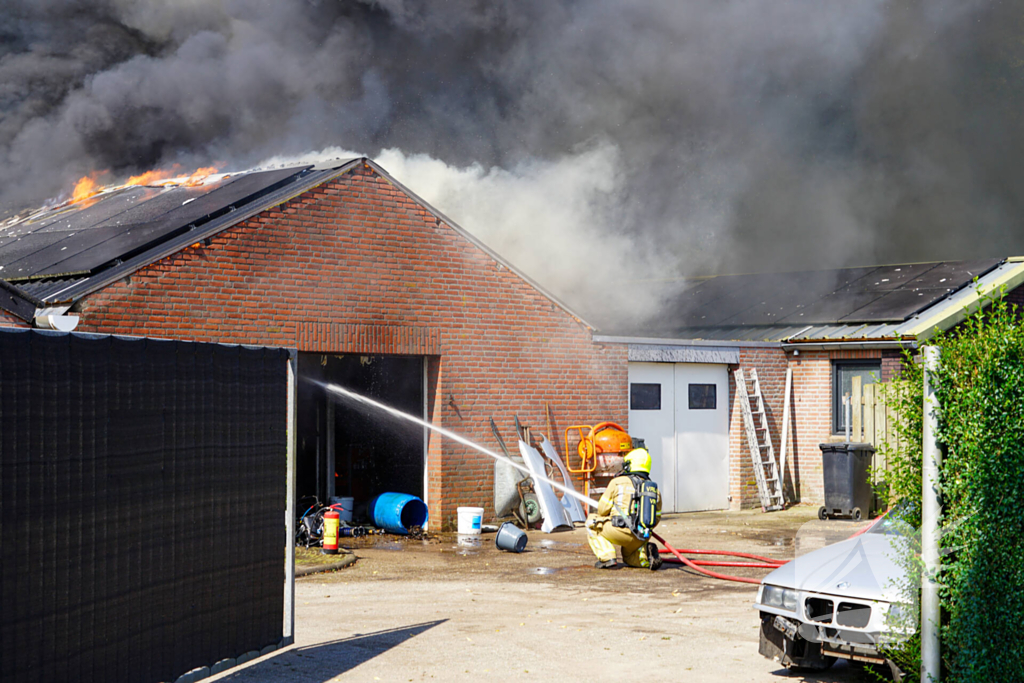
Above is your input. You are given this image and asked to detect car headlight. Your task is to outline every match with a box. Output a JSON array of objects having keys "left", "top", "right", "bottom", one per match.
[
  {"left": 762, "top": 584, "right": 798, "bottom": 612},
  {"left": 887, "top": 602, "right": 917, "bottom": 628}
]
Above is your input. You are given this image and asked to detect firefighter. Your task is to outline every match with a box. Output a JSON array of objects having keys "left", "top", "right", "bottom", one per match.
[{"left": 586, "top": 447, "right": 663, "bottom": 569}]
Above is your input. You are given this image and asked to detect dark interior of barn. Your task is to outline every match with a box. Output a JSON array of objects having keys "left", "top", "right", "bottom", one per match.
[{"left": 297, "top": 353, "right": 425, "bottom": 517}]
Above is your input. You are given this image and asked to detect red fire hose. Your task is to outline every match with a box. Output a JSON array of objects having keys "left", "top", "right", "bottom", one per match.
[
  {"left": 662, "top": 547, "right": 783, "bottom": 563},
  {"left": 674, "top": 560, "right": 781, "bottom": 569},
  {"left": 652, "top": 532, "right": 785, "bottom": 585}
]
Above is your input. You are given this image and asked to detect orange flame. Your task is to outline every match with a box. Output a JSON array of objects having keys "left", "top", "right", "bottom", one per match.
[
  {"left": 183, "top": 167, "right": 219, "bottom": 186},
  {"left": 125, "top": 164, "right": 220, "bottom": 187},
  {"left": 71, "top": 174, "right": 100, "bottom": 204},
  {"left": 66, "top": 164, "right": 222, "bottom": 207},
  {"left": 126, "top": 164, "right": 182, "bottom": 186}
]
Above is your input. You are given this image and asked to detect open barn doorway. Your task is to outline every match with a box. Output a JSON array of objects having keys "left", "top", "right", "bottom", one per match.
[{"left": 297, "top": 354, "right": 426, "bottom": 518}]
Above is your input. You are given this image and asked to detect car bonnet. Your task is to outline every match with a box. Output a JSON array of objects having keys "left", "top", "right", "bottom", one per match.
[{"left": 761, "top": 533, "right": 909, "bottom": 603}]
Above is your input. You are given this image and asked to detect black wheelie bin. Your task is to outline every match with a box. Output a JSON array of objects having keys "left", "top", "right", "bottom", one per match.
[{"left": 818, "top": 442, "right": 875, "bottom": 521}]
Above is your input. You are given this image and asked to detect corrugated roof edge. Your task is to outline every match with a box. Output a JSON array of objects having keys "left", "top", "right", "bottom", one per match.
[
  {"left": 362, "top": 158, "right": 595, "bottom": 330},
  {"left": 0, "top": 275, "right": 44, "bottom": 321}
]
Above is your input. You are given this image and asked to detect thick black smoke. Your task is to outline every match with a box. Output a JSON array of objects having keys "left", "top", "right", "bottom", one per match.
[{"left": 4, "top": 0, "right": 1024, "bottom": 319}]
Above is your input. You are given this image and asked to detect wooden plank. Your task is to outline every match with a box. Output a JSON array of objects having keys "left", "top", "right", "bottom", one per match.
[
  {"left": 863, "top": 383, "right": 876, "bottom": 446},
  {"left": 887, "top": 388, "right": 899, "bottom": 454},
  {"left": 851, "top": 375, "right": 863, "bottom": 442},
  {"left": 874, "top": 390, "right": 886, "bottom": 476}
]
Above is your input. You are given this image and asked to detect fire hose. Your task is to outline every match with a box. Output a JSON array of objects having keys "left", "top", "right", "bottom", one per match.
[
  {"left": 653, "top": 532, "right": 784, "bottom": 584},
  {"left": 321, "top": 382, "right": 789, "bottom": 585}
]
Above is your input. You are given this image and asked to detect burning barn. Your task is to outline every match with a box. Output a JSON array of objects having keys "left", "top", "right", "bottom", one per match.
[
  {"left": 5, "top": 157, "right": 1024, "bottom": 519},
  {"left": 0, "top": 158, "right": 626, "bottom": 528}
]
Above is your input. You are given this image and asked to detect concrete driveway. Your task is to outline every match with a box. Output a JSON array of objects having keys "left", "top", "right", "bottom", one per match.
[{"left": 212, "top": 506, "right": 880, "bottom": 682}]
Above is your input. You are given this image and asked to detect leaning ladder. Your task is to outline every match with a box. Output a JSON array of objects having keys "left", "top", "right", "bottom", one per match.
[{"left": 735, "top": 368, "right": 785, "bottom": 512}]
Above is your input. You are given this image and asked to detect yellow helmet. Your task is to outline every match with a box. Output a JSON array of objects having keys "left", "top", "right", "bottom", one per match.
[{"left": 623, "top": 448, "right": 652, "bottom": 475}]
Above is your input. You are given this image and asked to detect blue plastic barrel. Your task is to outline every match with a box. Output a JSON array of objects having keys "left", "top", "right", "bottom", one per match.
[{"left": 369, "top": 493, "right": 428, "bottom": 534}]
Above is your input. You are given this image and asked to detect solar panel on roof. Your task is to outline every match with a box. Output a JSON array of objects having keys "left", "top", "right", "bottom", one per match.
[
  {"left": 32, "top": 187, "right": 163, "bottom": 234},
  {"left": 720, "top": 270, "right": 849, "bottom": 324},
  {"left": 4, "top": 223, "right": 149, "bottom": 277},
  {"left": 820, "top": 266, "right": 880, "bottom": 290},
  {"left": 666, "top": 260, "right": 1007, "bottom": 329},
  {"left": 840, "top": 287, "right": 956, "bottom": 322},
  {"left": 776, "top": 290, "right": 886, "bottom": 324},
  {"left": 0, "top": 232, "right": 77, "bottom": 277},
  {"left": 854, "top": 263, "right": 937, "bottom": 291},
  {"left": 0, "top": 167, "right": 308, "bottom": 280},
  {"left": 905, "top": 259, "right": 1001, "bottom": 289},
  {"left": 41, "top": 221, "right": 194, "bottom": 276},
  {"left": 87, "top": 185, "right": 217, "bottom": 227}
]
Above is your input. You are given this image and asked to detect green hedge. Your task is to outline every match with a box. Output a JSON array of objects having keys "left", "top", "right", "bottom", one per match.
[{"left": 879, "top": 292, "right": 1024, "bottom": 682}]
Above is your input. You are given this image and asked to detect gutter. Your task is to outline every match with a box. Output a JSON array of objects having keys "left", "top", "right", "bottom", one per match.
[{"left": 780, "top": 339, "right": 918, "bottom": 351}]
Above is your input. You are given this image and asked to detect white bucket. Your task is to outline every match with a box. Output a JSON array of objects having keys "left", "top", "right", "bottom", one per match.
[
  {"left": 331, "top": 496, "right": 355, "bottom": 523},
  {"left": 457, "top": 506, "right": 484, "bottom": 535}
]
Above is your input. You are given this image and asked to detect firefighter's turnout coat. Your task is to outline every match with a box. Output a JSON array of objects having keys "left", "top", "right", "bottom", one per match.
[{"left": 586, "top": 472, "right": 663, "bottom": 567}]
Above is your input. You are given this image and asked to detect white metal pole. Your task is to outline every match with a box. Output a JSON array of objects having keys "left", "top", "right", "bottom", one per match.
[{"left": 921, "top": 346, "right": 941, "bottom": 682}]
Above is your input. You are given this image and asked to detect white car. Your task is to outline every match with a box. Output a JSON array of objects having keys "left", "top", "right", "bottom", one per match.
[{"left": 754, "top": 511, "right": 913, "bottom": 679}]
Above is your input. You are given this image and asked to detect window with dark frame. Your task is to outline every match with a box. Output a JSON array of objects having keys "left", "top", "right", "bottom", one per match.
[
  {"left": 688, "top": 383, "right": 717, "bottom": 410},
  {"left": 630, "top": 383, "right": 661, "bottom": 410},
  {"left": 832, "top": 360, "right": 881, "bottom": 434}
]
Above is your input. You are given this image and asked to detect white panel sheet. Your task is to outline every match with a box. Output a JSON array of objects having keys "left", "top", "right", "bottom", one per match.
[
  {"left": 539, "top": 436, "right": 588, "bottom": 522},
  {"left": 518, "top": 440, "right": 572, "bottom": 532}
]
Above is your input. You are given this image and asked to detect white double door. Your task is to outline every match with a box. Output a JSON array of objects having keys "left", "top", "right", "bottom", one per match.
[{"left": 628, "top": 362, "right": 729, "bottom": 513}]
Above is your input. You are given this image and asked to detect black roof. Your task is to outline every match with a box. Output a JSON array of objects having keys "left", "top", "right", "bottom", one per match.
[
  {"left": 631, "top": 258, "right": 1003, "bottom": 338},
  {"left": 0, "top": 156, "right": 592, "bottom": 328},
  {"left": 0, "top": 161, "right": 358, "bottom": 320}
]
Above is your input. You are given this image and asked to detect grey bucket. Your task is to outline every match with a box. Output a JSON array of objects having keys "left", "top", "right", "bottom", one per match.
[{"left": 495, "top": 521, "right": 528, "bottom": 553}]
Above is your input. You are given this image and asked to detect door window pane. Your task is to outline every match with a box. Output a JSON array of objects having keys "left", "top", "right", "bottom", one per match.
[
  {"left": 630, "top": 383, "right": 661, "bottom": 410},
  {"left": 688, "top": 383, "right": 717, "bottom": 410}
]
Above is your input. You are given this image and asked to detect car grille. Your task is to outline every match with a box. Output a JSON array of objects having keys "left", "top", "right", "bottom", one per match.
[
  {"left": 836, "top": 602, "right": 872, "bottom": 628},
  {"left": 805, "top": 597, "right": 834, "bottom": 623}
]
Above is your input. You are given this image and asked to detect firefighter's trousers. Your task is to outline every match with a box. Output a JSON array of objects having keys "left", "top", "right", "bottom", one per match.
[{"left": 586, "top": 514, "right": 652, "bottom": 568}]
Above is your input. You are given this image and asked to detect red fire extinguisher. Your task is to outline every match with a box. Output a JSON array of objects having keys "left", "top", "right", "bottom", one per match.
[{"left": 322, "top": 510, "right": 340, "bottom": 555}]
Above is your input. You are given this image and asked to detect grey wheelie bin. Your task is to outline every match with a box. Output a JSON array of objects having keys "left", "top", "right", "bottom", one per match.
[{"left": 818, "top": 442, "right": 875, "bottom": 521}]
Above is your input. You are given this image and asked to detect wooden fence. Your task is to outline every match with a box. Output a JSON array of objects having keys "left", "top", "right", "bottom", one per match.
[{"left": 848, "top": 376, "right": 910, "bottom": 487}]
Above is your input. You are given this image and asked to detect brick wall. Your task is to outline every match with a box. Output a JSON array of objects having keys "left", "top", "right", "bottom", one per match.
[
  {"left": 1004, "top": 281, "right": 1024, "bottom": 308},
  {"left": 727, "top": 346, "right": 899, "bottom": 509},
  {"left": 55, "top": 164, "right": 626, "bottom": 528},
  {"left": 0, "top": 309, "right": 28, "bottom": 327},
  {"left": 786, "top": 350, "right": 832, "bottom": 506},
  {"left": 729, "top": 347, "right": 790, "bottom": 509}
]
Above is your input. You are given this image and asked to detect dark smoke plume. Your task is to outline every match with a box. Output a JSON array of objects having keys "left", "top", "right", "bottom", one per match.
[{"left": 4, "top": 1, "right": 1024, "bottom": 322}]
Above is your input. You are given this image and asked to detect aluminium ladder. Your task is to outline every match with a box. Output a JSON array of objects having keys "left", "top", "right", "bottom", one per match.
[{"left": 735, "top": 368, "right": 785, "bottom": 512}]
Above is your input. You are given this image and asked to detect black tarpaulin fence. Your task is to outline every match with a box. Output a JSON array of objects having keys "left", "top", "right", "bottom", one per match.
[{"left": 0, "top": 329, "right": 289, "bottom": 683}]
